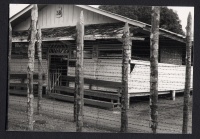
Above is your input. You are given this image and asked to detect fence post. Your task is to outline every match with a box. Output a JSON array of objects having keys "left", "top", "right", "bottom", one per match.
[
  {"left": 8, "top": 22, "right": 12, "bottom": 95},
  {"left": 182, "top": 12, "right": 192, "bottom": 134},
  {"left": 36, "top": 26, "right": 42, "bottom": 114},
  {"left": 7, "top": 22, "right": 12, "bottom": 130},
  {"left": 149, "top": 6, "right": 160, "bottom": 134},
  {"left": 121, "top": 22, "right": 131, "bottom": 132},
  {"left": 170, "top": 90, "right": 176, "bottom": 101},
  {"left": 27, "top": 4, "right": 38, "bottom": 130},
  {"left": 75, "top": 11, "right": 84, "bottom": 132}
]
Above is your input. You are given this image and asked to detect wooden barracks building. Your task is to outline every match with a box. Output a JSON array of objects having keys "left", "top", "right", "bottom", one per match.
[{"left": 9, "top": 4, "right": 193, "bottom": 108}]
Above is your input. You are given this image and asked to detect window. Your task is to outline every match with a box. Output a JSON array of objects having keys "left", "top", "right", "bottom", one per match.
[{"left": 11, "top": 43, "right": 28, "bottom": 59}]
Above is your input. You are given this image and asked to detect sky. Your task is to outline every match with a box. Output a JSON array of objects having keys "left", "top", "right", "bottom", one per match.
[{"left": 9, "top": 4, "right": 194, "bottom": 33}]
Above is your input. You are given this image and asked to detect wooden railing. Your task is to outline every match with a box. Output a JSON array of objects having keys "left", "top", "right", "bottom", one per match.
[
  {"left": 9, "top": 73, "right": 46, "bottom": 95},
  {"left": 49, "top": 75, "right": 122, "bottom": 109}
]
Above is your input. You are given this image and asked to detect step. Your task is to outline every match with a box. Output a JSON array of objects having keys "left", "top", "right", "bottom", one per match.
[{"left": 49, "top": 93, "right": 117, "bottom": 109}]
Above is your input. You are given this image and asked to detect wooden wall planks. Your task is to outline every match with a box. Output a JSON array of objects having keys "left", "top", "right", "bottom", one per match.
[
  {"left": 68, "top": 59, "right": 122, "bottom": 92},
  {"left": 10, "top": 59, "right": 48, "bottom": 85},
  {"left": 9, "top": 58, "right": 193, "bottom": 95},
  {"left": 10, "top": 59, "right": 48, "bottom": 73},
  {"left": 129, "top": 60, "right": 193, "bottom": 93}
]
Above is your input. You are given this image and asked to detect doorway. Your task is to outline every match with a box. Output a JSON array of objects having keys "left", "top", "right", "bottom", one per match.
[{"left": 48, "top": 54, "right": 68, "bottom": 93}]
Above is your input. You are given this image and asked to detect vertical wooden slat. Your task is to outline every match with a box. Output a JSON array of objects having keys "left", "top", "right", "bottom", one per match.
[
  {"left": 53, "top": 72, "right": 55, "bottom": 93},
  {"left": 27, "top": 4, "right": 38, "bottom": 130},
  {"left": 36, "top": 26, "right": 42, "bottom": 114},
  {"left": 75, "top": 11, "right": 84, "bottom": 132},
  {"left": 121, "top": 22, "right": 131, "bottom": 132},
  {"left": 55, "top": 70, "right": 57, "bottom": 87},
  {"left": 57, "top": 69, "right": 58, "bottom": 86},
  {"left": 182, "top": 12, "right": 192, "bottom": 134},
  {"left": 47, "top": 52, "right": 51, "bottom": 94},
  {"left": 149, "top": 6, "right": 160, "bottom": 134},
  {"left": 58, "top": 68, "right": 60, "bottom": 87}
]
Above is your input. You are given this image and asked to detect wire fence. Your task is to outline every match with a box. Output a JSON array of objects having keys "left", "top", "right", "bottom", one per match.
[
  {"left": 7, "top": 90, "right": 192, "bottom": 133},
  {"left": 8, "top": 36, "right": 193, "bottom": 133},
  {"left": 8, "top": 57, "right": 193, "bottom": 133},
  {"left": 8, "top": 4, "right": 193, "bottom": 133}
]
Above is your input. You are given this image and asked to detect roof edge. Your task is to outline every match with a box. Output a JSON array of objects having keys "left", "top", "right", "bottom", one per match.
[
  {"left": 77, "top": 5, "right": 186, "bottom": 39},
  {"left": 10, "top": 4, "right": 32, "bottom": 22},
  {"left": 9, "top": 4, "right": 186, "bottom": 41},
  {"left": 76, "top": 5, "right": 147, "bottom": 28}
]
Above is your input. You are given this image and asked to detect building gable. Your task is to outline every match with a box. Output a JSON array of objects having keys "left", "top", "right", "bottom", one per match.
[{"left": 13, "top": 5, "right": 119, "bottom": 31}]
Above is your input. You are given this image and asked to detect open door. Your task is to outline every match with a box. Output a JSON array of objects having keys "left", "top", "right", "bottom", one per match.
[{"left": 49, "top": 54, "right": 68, "bottom": 93}]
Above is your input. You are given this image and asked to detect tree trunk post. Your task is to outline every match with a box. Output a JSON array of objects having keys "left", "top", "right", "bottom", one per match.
[
  {"left": 27, "top": 4, "right": 38, "bottom": 131},
  {"left": 7, "top": 22, "right": 12, "bottom": 130},
  {"left": 36, "top": 26, "right": 42, "bottom": 115},
  {"left": 8, "top": 22, "right": 12, "bottom": 94},
  {"left": 170, "top": 90, "right": 176, "bottom": 101},
  {"left": 182, "top": 12, "right": 192, "bottom": 134},
  {"left": 75, "top": 11, "right": 84, "bottom": 132},
  {"left": 149, "top": 6, "right": 160, "bottom": 134},
  {"left": 121, "top": 22, "right": 131, "bottom": 133}
]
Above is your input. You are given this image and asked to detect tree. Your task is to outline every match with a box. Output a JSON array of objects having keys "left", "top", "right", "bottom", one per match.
[{"left": 99, "top": 5, "right": 185, "bottom": 35}]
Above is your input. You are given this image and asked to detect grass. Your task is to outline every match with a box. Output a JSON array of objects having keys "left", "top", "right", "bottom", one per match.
[{"left": 7, "top": 94, "right": 192, "bottom": 133}]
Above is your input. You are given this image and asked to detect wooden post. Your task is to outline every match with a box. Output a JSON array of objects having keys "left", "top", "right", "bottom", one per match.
[
  {"left": 121, "top": 22, "right": 131, "bottom": 132},
  {"left": 170, "top": 90, "right": 176, "bottom": 101},
  {"left": 149, "top": 6, "right": 160, "bottom": 134},
  {"left": 8, "top": 22, "right": 12, "bottom": 101},
  {"left": 182, "top": 12, "right": 192, "bottom": 134},
  {"left": 36, "top": 26, "right": 42, "bottom": 114},
  {"left": 27, "top": 4, "right": 38, "bottom": 130},
  {"left": 7, "top": 22, "right": 12, "bottom": 130},
  {"left": 75, "top": 11, "right": 84, "bottom": 132}
]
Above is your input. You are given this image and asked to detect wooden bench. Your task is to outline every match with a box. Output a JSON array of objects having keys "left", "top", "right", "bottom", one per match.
[
  {"left": 49, "top": 76, "right": 122, "bottom": 109},
  {"left": 10, "top": 73, "right": 45, "bottom": 80},
  {"left": 9, "top": 73, "right": 45, "bottom": 95},
  {"left": 9, "top": 83, "right": 39, "bottom": 95}
]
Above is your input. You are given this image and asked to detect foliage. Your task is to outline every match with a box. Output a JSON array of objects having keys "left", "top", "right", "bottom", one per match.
[{"left": 99, "top": 5, "right": 185, "bottom": 35}]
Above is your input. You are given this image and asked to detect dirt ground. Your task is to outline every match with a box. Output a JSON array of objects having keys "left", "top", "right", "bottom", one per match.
[{"left": 7, "top": 93, "right": 192, "bottom": 133}]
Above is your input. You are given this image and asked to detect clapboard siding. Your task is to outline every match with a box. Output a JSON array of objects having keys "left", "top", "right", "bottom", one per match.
[
  {"left": 10, "top": 59, "right": 48, "bottom": 85},
  {"left": 10, "top": 58, "right": 193, "bottom": 94},
  {"left": 14, "top": 5, "right": 119, "bottom": 31},
  {"left": 129, "top": 60, "right": 193, "bottom": 93},
  {"left": 68, "top": 59, "right": 122, "bottom": 92},
  {"left": 67, "top": 59, "right": 194, "bottom": 94},
  {"left": 10, "top": 59, "right": 48, "bottom": 73}
]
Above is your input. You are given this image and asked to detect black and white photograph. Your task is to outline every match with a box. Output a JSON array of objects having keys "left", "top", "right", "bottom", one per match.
[{"left": 7, "top": 4, "right": 194, "bottom": 133}]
